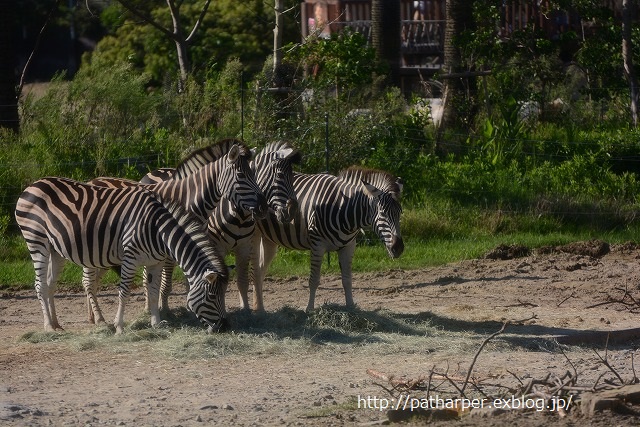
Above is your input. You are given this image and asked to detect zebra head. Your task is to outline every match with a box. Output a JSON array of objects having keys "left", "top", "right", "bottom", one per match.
[
  {"left": 363, "top": 178, "right": 404, "bottom": 258},
  {"left": 220, "top": 144, "right": 269, "bottom": 220},
  {"left": 187, "top": 269, "right": 229, "bottom": 333},
  {"left": 254, "top": 141, "right": 302, "bottom": 223},
  {"left": 337, "top": 167, "right": 404, "bottom": 259}
]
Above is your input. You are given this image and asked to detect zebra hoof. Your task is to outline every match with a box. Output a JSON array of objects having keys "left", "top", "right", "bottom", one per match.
[{"left": 155, "top": 320, "right": 170, "bottom": 329}]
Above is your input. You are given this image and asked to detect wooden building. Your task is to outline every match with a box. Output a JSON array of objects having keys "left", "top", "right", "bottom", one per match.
[{"left": 299, "top": 1, "right": 626, "bottom": 95}]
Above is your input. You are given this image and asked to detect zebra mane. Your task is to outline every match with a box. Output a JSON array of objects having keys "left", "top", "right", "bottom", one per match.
[
  {"left": 338, "top": 166, "right": 402, "bottom": 199},
  {"left": 159, "top": 199, "right": 227, "bottom": 276},
  {"left": 175, "top": 138, "right": 251, "bottom": 176}
]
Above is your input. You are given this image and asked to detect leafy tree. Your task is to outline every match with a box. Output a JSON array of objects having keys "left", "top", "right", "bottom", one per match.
[
  {"left": 91, "top": 0, "right": 300, "bottom": 85},
  {"left": 285, "top": 28, "right": 383, "bottom": 96}
]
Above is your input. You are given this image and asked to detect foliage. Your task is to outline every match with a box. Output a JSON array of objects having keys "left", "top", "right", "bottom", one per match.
[
  {"left": 90, "top": 0, "right": 301, "bottom": 84},
  {"left": 285, "top": 28, "right": 385, "bottom": 95},
  {"left": 8, "top": 0, "right": 640, "bottom": 289}
]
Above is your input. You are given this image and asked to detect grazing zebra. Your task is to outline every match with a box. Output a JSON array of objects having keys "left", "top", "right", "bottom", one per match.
[
  {"left": 85, "top": 139, "right": 300, "bottom": 315},
  {"left": 15, "top": 178, "right": 229, "bottom": 333},
  {"left": 249, "top": 166, "right": 404, "bottom": 312}
]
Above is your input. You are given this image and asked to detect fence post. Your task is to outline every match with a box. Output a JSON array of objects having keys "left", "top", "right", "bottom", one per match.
[
  {"left": 241, "top": 71, "right": 245, "bottom": 141},
  {"left": 325, "top": 112, "right": 331, "bottom": 267},
  {"left": 324, "top": 112, "right": 330, "bottom": 173}
]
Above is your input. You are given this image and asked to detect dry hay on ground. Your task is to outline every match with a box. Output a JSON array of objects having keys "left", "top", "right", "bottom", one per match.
[{"left": 1, "top": 241, "right": 639, "bottom": 425}]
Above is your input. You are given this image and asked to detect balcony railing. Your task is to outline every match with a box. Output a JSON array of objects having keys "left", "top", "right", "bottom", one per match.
[{"left": 330, "top": 19, "right": 445, "bottom": 53}]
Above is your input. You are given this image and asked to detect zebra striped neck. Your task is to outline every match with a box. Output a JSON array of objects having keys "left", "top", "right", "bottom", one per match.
[
  {"left": 157, "top": 203, "right": 227, "bottom": 283},
  {"left": 145, "top": 161, "right": 223, "bottom": 223}
]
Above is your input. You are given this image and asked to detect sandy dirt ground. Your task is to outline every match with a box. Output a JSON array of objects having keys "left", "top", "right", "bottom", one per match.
[{"left": 1, "top": 241, "right": 640, "bottom": 426}]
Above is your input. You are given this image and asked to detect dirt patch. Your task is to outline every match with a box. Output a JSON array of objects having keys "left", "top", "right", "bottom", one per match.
[{"left": 1, "top": 243, "right": 640, "bottom": 426}]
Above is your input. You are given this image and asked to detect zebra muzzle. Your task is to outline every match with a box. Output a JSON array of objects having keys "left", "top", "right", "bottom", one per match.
[
  {"left": 388, "top": 236, "right": 405, "bottom": 258},
  {"left": 206, "top": 317, "right": 229, "bottom": 333},
  {"left": 251, "top": 194, "right": 269, "bottom": 220}
]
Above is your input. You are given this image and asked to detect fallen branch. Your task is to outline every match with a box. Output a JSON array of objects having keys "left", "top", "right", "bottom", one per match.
[{"left": 461, "top": 322, "right": 508, "bottom": 394}]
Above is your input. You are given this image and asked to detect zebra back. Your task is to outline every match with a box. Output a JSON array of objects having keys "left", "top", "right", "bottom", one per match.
[
  {"left": 88, "top": 176, "right": 139, "bottom": 188},
  {"left": 174, "top": 138, "right": 242, "bottom": 179},
  {"left": 139, "top": 168, "right": 175, "bottom": 184}
]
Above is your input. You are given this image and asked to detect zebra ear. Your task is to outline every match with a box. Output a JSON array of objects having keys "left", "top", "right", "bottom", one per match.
[
  {"left": 276, "top": 147, "right": 293, "bottom": 158},
  {"left": 396, "top": 177, "right": 404, "bottom": 193},
  {"left": 227, "top": 144, "right": 240, "bottom": 164},
  {"left": 275, "top": 147, "right": 302, "bottom": 164},
  {"left": 204, "top": 270, "right": 218, "bottom": 284},
  {"left": 361, "top": 180, "right": 383, "bottom": 198}
]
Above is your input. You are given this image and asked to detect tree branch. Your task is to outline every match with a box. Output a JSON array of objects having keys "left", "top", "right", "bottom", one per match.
[
  {"left": 115, "top": 0, "right": 177, "bottom": 41},
  {"left": 185, "top": 0, "right": 213, "bottom": 43},
  {"left": 18, "top": 0, "right": 62, "bottom": 99}
]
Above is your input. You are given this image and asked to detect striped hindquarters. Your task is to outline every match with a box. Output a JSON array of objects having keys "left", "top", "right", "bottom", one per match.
[{"left": 15, "top": 177, "right": 165, "bottom": 268}]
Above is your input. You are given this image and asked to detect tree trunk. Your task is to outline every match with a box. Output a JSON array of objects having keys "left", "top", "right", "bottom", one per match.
[
  {"left": 273, "top": 0, "right": 284, "bottom": 75},
  {"left": 623, "top": 0, "right": 638, "bottom": 128},
  {"left": 371, "top": 0, "right": 401, "bottom": 88},
  {"left": 439, "top": 0, "right": 476, "bottom": 139},
  {"left": 166, "top": 0, "right": 189, "bottom": 88},
  {"left": 117, "top": 0, "right": 213, "bottom": 90},
  {"left": 0, "top": 0, "right": 20, "bottom": 133}
]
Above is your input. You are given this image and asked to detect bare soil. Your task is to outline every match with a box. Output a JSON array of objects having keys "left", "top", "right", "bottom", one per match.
[{"left": 1, "top": 241, "right": 640, "bottom": 426}]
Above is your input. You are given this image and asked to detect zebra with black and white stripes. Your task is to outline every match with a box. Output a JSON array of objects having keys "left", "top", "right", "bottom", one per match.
[
  {"left": 249, "top": 166, "right": 404, "bottom": 312},
  {"left": 15, "top": 178, "right": 229, "bottom": 333},
  {"left": 206, "top": 140, "right": 301, "bottom": 310},
  {"left": 142, "top": 142, "right": 268, "bottom": 223}
]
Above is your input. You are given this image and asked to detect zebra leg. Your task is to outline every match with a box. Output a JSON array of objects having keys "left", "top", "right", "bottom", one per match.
[
  {"left": 234, "top": 238, "right": 252, "bottom": 311},
  {"left": 114, "top": 264, "right": 137, "bottom": 334},
  {"left": 46, "top": 252, "right": 66, "bottom": 330},
  {"left": 159, "top": 261, "right": 175, "bottom": 314},
  {"left": 145, "top": 264, "right": 164, "bottom": 328},
  {"left": 252, "top": 236, "right": 279, "bottom": 312},
  {"left": 82, "top": 267, "right": 107, "bottom": 325},
  {"left": 337, "top": 241, "right": 357, "bottom": 308},
  {"left": 307, "top": 245, "right": 327, "bottom": 312},
  {"left": 142, "top": 266, "right": 151, "bottom": 313},
  {"left": 30, "top": 248, "right": 56, "bottom": 332}
]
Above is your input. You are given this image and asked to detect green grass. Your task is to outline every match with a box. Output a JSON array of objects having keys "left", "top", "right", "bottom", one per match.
[{"left": 3, "top": 206, "right": 640, "bottom": 290}]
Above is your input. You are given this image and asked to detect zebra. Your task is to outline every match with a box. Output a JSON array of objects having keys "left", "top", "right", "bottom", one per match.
[
  {"left": 15, "top": 178, "right": 229, "bottom": 333},
  {"left": 205, "top": 140, "right": 301, "bottom": 310},
  {"left": 140, "top": 141, "right": 268, "bottom": 223},
  {"left": 85, "top": 139, "right": 300, "bottom": 316},
  {"left": 248, "top": 166, "right": 404, "bottom": 312}
]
